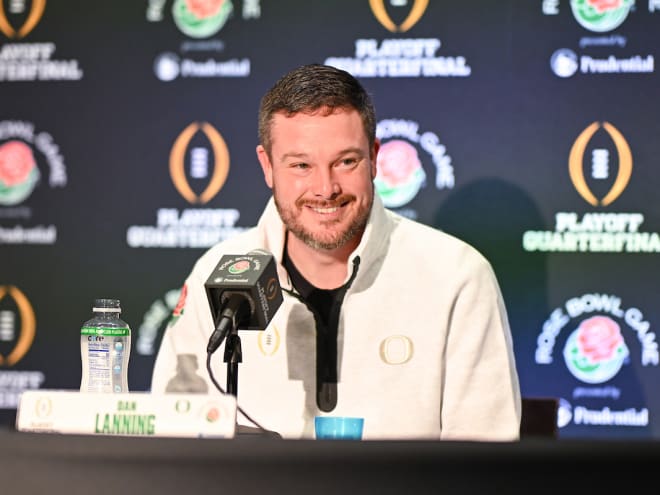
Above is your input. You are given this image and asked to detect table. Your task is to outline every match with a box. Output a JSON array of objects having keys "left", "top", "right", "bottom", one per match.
[{"left": 0, "top": 427, "right": 657, "bottom": 494}]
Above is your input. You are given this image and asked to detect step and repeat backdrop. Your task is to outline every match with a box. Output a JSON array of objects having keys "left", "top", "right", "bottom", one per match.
[{"left": 1, "top": 0, "right": 659, "bottom": 439}]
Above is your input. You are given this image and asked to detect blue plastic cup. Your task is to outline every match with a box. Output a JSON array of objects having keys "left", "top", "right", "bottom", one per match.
[{"left": 314, "top": 416, "right": 364, "bottom": 440}]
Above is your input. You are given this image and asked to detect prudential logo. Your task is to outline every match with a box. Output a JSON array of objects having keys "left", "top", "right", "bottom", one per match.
[
  {"left": 570, "top": 0, "right": 634, "bottom": 32},
  {"left": 550, "top": 49, "right": 579, "bottom": 78}
]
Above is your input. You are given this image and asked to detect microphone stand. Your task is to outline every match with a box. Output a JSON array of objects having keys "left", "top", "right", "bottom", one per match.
[
  {"left": 207, "top": 294, "right": 250, "bottom": 398},
  {"left": 223, "top": 326, "right": 242, "bottom": 397},
  {"left": 207, "top": 306, "right": 282, "bottom": 439}
]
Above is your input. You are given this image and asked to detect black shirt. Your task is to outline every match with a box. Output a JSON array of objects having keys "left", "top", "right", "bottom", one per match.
[{"left": 282, "top": 247, "right": 348, "bottom": 412}]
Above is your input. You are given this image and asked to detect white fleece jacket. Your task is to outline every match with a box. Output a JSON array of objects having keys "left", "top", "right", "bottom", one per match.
[{"left": 151, "top": 194, "right": 521, "bottom": 441}]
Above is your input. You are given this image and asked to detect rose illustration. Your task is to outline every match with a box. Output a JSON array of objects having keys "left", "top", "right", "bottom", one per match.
[
  {"left": 0, "top": 140, "right": 36, "bottom": 187},
  {"left": 577, "top": 315, "right": 624, "bottom": 363},
  {"left": 172, "top": 0, "right": 233, "bottom": 38},
  {"left": 206, "top": 407, "right": 220, "bottom": 422},
  {"left": 173, "top": 284, "right": 187, "bottom": 317},
  {"left": 571, "top": 0, "right": 633, "bottom": 32},
  {"left": 588, "top": 0, "right": 623, "bottom": 13},
  {"left": 563, "top": 315, "right": 629, "bottom": 384},
  {"left": 167, "top": 285, "right": 188, "bottom": 327},
  {"left": 229, "top": 260, "right": 250, "bottom": 274},
  {"left": 375, "top": 139, "right": 426, "bottom": 208},
  {"left": 0, "top": 140, "right": 40, "bottom": 205},
  {"left": 186, "top": 0, "right": 224, "bottom": 19}
]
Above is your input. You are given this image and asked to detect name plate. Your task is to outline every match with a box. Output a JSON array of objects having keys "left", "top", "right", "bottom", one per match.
[{"left": 16, "top": 390, "right": 237, "bottom": 438}]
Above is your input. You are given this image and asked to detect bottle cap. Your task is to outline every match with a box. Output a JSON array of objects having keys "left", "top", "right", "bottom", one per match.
[{"left": 92, "top": 298, "right": 121, "bottom": 312}]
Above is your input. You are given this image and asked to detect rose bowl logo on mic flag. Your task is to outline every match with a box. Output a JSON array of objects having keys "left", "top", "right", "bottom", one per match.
[{"left": 228, "top": 260, "right": 250, "bottom": 275}]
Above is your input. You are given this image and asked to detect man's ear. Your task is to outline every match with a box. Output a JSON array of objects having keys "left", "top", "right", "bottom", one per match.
[
  {"left": 256, "top": 144, "right": 273, "bottom": 189},
  {"left": 370, "top": 138, "right": 380, "bottom": 179}
]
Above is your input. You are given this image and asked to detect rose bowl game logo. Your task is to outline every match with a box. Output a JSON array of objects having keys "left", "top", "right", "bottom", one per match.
[
  {"left": 0, "top": 140, "right": 40, "bottom": 206},
  {"left": 570, "top": 0, "right": 634, "bottom": 33},
  {"left": 563, "top": 315, "right": 629, "bottom": 383},
  {"left": 375, "top": 139, "right": 426, "bottom": 208},
  {"left": 172, "top": 0, "right": 234, "bottom": 38},
  {"left": 228, "top": 260, "right": 250, "bottom": 275},
  {"left": 166, "top": 285, "right": 187, "bottom": 328}
]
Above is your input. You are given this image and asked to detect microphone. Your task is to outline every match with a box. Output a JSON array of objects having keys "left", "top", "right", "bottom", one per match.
[{"left": 204, "top": 249, "right": 283, "bottom": 354}]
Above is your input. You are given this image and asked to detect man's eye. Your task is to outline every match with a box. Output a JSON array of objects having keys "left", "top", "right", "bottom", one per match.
[
  {"left": 341, "top": 158, "right": 358, "bottom": 166},
  {"left": 292, "top": 162, "right": 309, "bottom": 170}
]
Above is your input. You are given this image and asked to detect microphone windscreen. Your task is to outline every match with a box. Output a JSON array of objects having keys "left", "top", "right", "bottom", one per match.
[{"left": 204, "top": 249, "right": 283, "bottom": 330}]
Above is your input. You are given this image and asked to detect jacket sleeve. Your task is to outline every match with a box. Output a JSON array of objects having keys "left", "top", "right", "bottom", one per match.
[{"left": 440, "top": 255, "right": 522, "bottom": 441}]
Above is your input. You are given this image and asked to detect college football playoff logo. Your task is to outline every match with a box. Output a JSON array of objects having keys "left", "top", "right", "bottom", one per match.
[
  {"left": 369, "top": 0, "right": 429, "bottom": 33},
  {"left": 169, "top": 122, "right": 230, "bottom": 204},
  {"left": 0, "top": 0, "right": 46, "bottom": 38},
  {"left": 568, "top": 121, "right": 632, "bottom": 206},
  {"left": 0, "top": 286, "right": 36, "bottom": 366}
]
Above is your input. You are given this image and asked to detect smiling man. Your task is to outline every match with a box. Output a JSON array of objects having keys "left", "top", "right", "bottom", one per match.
[
  {"left": 151, "top": 64, "right": 521, "bottom": 441},
  {"left": 257, "top": 105, "right": 377, "bottom": 289}
]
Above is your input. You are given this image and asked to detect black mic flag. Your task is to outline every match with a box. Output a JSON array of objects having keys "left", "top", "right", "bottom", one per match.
[{"left": 204, "top": 249, "right": 283, "bottom": 353}]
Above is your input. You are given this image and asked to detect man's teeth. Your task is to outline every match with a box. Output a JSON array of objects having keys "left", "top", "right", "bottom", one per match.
[{"left": 313, "top": 206, "right": 338, "bottom": 213}]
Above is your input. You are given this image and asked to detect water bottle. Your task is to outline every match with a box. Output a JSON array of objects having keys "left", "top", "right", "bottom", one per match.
[{"left": 80, "top": 298, "right": 131, "bottom": 393}]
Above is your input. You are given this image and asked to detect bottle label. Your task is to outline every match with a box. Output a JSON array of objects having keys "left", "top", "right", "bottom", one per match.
[
  {"left": 81, "top": 326, "right": 130, "bottom": 337},
  {"left": 81, "top": 325, "right": 130, "bottom": 393}
]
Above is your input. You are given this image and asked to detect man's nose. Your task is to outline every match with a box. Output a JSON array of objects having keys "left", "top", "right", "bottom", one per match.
[{"left": 313, "top": 168, "right": 340, "bottom": 198}]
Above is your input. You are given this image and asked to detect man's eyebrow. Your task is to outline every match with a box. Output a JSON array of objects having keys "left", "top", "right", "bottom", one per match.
[
  {"left": 279, "top": 151, "right": 309, "bottom": 162},
  {"left": 278, "top": 147, "right": 366, "bottom": 163},
  {"left": 336, "top": 147, "right": 365, "bottom": 157}
]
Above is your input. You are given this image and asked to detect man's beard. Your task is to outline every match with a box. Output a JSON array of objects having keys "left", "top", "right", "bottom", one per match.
[{"left": 273, "top": 189, "right": 373, "bottom": 251}]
